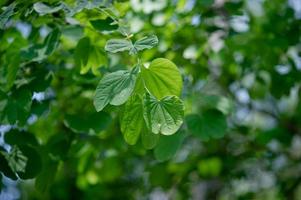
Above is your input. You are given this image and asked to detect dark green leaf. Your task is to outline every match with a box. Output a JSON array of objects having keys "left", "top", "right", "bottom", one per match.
[
  {"left": 17, "top": 145, "right": 42, "bottom": 179},
  {"left": 74, "top": 37, "right": 90, "bottom": 69},
  {"left": 35, "top": 160, "right": 58, "bottom": 192},
  {"left": 44, "top": 28, "right": 61, "bottom": 55},
  {"left": 4, "top": 129, "right": 39, "bottom": 147},
  {"left": 64, "top": 112, "right": 112, "bottom": 134},
  {"left": 90, "top": 18, "right": 118, "bottom": 31},
  {"left": 186, "top": 109, "right": 227, "bottom": 141},
  {"left": 154, "top": 130, "right": 185, "bottom": 161}
]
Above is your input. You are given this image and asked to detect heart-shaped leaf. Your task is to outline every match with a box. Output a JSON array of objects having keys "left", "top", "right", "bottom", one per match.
[
  {"left": 94, "top": 67, "right": 138, "bottom": 112},
  {"left": 143, "top": 92, "right": 184, "bottom": 135},
  {"left": 186, "top": 109, "right": 227, "bottom": 141},
  {"left": 154, "top": 130, "right": 186, "bottom": 161},
  {"left": 121, "top": 94, "right": 144, "bottom": 145},
  {"left": 141, "top": 58, "right": 182, "bottom": 99}
]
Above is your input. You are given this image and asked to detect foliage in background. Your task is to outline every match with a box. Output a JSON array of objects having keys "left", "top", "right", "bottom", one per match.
[{"left": 0, "top": 0, "right": 301, "bottom": 199}]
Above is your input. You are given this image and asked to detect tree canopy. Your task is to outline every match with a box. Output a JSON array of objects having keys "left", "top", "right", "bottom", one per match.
[{"left": 1, "top": 0, "right": 301, "bottom": 199}]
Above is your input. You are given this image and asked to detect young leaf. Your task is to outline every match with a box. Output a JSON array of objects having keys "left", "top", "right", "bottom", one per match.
[
  {"left": 154, "top": 130, "right": 186, "bottom": 161},
  {"left": 90, "top": 18, "right": 118, "bottom": 32},
  {"left": 0, "top": 3, "right": 16, "bottom": 29},
  {"left": 105, "top": 39, "right": 133, "bottom": 53},
  {"left": 143, "top": 92, "right": 184, "bottom": 135},
  {"left": 4, "top": 146, "right": 27, "bottom": 173},
  {"left": 186, "top": 109, "right": 227, "bottom": 141},
  {"left": 134, "top": 35, "right": 158, "bottom": 51},
  {"left": 33, "top": 2, "right": 63, "bottom": 15},
  {"left": 141, "top": 58, "right": 182, "bottom": 99},
  {"left": 121, "top": 94, "right": 143, "bottom": 145},
  {"left": 0, "top": 149, "right": 18, "bottom": 180},
  {"left": 94, "top": 67, "right": 138, "bottom": 112}
]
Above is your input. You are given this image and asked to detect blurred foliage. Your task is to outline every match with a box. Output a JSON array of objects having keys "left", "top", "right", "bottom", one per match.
[{"left": 0, "top": 0, "right": 301, "bottom": 199}]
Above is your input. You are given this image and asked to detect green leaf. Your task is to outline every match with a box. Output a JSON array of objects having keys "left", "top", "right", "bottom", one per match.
[
  {"left": 143, "top": 92, "right": 184, "bottom": 135},
  {"left": 197, "top": 157, "right": 222, "bottom": 177},
  {"left": 64, "top": 112, "right": 112, "bottom": 134},
  {"left": 43, "top": 28, "right": 61, "bottom": 55},
  {"left": 4, "top": 146, "right": 27, "bottom": 173},
  {"left": 90, "top": 18, "right": 118, "bottom": 32},
  {"left": 94, "top": 67, "right": 138, "bottom": 112},
  {"left": 4, "top": 129, "right": 39, "bottom": 147},
  {"left": 121, "top": 94, "right": 143, "bottom": 145},
  {"left": 141, "top": 58, "right": 182, "bottom": 99},
  {"left": 1, "top": 89, "right": 32, "bottom": 125},
  {"left": 75, "top": 37, "right": 107, "bottom": 75},
  {"left": 105, "top": 39, "right": 133, "bottom": 54},
  {"left": 62, "top": 25, "right": 83, "bottom": 40},
  {"left": 0, "top": 148, "right": 18, "bottom": 180},
  {"left": 0, "top": 3, "right": 16, "bottom": 29},
  {"left": 33, "top": 2, "right": 63, "bottom": 15},
  {"left": 6, "top": 53, "right": 20, "bottom": 90},
  {"left": 154, "top": 130, "right": 186, "bottom": 161},
  {"left": 134, "top": 35, "right": 158, "bottom": 51},
  {"left": 141, "top": 126, "right": 159, "bottom": 149},
  {"left": 17, "top": 145, "right": 42, "bottom": 179},
  {"left": 186, "top": 109, "right": 227, "bottom": 141},
  {"left": 35, "top": 160, "right": 58, "bottom": 192},
  {"left": 75, "top": 37, "right": 90, "bottom": 70}
]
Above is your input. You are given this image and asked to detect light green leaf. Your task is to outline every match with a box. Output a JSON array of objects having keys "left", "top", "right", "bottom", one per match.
[
  {"left": 134, "top": 35, "right": 158, "bottom": 51},
  {"left": 105, "top": 39, "right": 133, "bottom": 53},
  {"left": 121, "top": 94, "right": 143, "bottom": 145},
  {"left": 33, "top": 2, "right": 63, "bottom": 15},
  {"left": 94, "top": 67, "right": 138, "bottom": 112},
  {"left": 141, "top": 58, "right": 182, "bottom": 99},
  {"left": 154, "top": 130, "right": 186, "bottom": 161},
  {"left": 143, "top": 92, "right": 184, "bottom": 135},
  {"left": 4, "top": 146, "right": 27, "bottom": 173},
  {"left": 75, "top": 37, "right": 106, "bottom": 75},
  {"left": 186, "top": 109, "right": 227, "bottom": 141}
]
